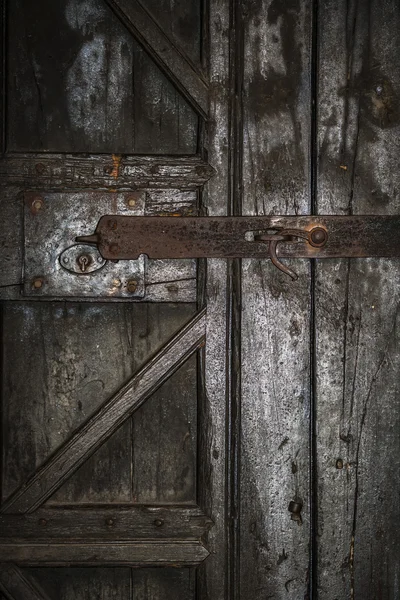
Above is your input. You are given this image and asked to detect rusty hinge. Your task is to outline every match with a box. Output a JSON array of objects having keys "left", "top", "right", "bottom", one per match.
[{"left": 77, "top": 215, "right": 400, "bottom": 280}]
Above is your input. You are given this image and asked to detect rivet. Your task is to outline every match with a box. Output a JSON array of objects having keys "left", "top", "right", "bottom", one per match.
[
  {"left": 39, "top": 518, "right": 47, "bottom": 526},
  {"left": 127, "top": 279, "right": 138, "bottom": 293},
  {"left": 309, "top": 227, "right": 328, "bottom": 248},
  {"left": 154, "top": 519, "right": 164, "bottom": 527},
  {"left": 336, "top": 458, "right": 344, "bottom": 469},
  {"left": 32, "top": 278, "right": 44, "bottom": 290},
  {"left": 127, "top": 195, "right": 136, "bottom": 208},
  {"left": 63, "top": 257, "right": 69, "bottom": 264},
  {"left": 32, "top": 196, "right": 44, "bottom": 212},
  {"left": 112, "top": 278, "right": 121, "bottom": 287},
  {"left": 105, "top": 518, "right": 115, "bottom": 527}
]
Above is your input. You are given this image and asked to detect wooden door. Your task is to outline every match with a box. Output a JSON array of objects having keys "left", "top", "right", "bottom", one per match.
[{"left": 0, "top": 1, "right": 399, "bottom": 599}]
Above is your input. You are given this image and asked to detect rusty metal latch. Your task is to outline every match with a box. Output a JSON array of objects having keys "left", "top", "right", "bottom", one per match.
[{"left": 76, "top": 215, "right": 400, "bottom": 280}]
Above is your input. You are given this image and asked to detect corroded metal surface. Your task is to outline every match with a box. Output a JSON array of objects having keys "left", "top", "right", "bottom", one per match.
[{"left": 77, "top": 214, "right": 400, "bottom": 260}]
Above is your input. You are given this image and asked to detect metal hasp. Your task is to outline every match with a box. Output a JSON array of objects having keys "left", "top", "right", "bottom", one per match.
[{"left": 77, "top": 215, "right": 400, "bottom": 280}]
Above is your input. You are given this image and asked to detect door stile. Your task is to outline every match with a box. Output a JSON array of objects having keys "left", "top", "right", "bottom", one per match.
[{"left": 196, "top": 0, "right": 232, "bottom": 598}]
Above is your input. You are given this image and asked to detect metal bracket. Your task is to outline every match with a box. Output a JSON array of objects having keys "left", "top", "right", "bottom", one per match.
[{"left": 77, "top": 215, "right": 400, "bottom": 280}]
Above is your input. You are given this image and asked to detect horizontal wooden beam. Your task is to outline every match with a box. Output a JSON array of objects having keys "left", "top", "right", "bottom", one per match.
[
  {"left": 0, "top": 153, "right": 214, "bottom": 189},
  {"left": 0, "top": 564, "right": 51, "bottom": 600},
  {"left": 1, "top": 310, "right": 207, "bottom": 514},
  {"left": 104, "top": 0, "right": 208, "bottom": 117},
  {"left": 0, "top": 506, "right": 213, "bottom": 540},
  {"left": 0, "top": 541, "right": 209, "bottom": 568}
]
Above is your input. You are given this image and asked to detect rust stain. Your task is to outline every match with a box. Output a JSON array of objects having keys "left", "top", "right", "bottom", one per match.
[{"left": 110, "top": 154, "right": 122, "bottom": 179}]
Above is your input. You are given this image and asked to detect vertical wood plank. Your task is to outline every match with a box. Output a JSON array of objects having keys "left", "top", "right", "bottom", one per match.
[
  {"left": 240, "top": 0, "right": 312, "bottom": 597},
  {"left": 196, "top": 0, "right": 231, "bottom": 598},
  {"left": 316, "top": 1, "right": 400, "bottom": 598}
]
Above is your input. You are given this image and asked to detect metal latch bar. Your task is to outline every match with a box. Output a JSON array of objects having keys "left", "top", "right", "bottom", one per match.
[{"left": 77, "top": 215, "right": 400, "bottom": 280}]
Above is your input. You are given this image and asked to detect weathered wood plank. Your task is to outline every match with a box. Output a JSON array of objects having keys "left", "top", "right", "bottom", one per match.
[
  {"left": 0, "top": 565, "right": 51, "bottom": 600},
  {"left": 0, "top": 506, "right": 212, "bottom": 540},
  {"left": 0, "top": 541, "right": 209, "bottom": 567},
  {"left": 105, "top": 0, "right": 208, "bottom": 117},
  {"left": 196, "top": 1, "right": 231, "bottom": 599},
  {"left": 0, "top": 154, "right": 214, "bottom": 189},
  {"left": 240, "top": 0, "right": 313, "bottom": 597},
  {"left": 316, "top": 1, "right": 400, "bottom": 598},
  {"left": 1, "top": 309, "right": 206, "bottom": 514}
]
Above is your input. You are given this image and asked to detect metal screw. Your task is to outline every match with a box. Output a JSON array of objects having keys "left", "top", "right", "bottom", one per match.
[
  {"left": 127, "top": 195, "right": 136, "bottom": 208},
  {"left": 127, "top": 279, "right": 138, "bottom": 293},
  {"left": 336, "top": 458, "right": 344, "bottom": 469},
  {"left": 32, "top": 278, "right": 44, "bottom": 290},
  {"left": 32, "top": 196, "right": 44, "bottom": 212},
  {"left": 154, "top": 519, "right": 164, "bottom": 528}
]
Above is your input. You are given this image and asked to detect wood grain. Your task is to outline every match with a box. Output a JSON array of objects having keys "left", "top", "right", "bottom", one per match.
[
  {"left": 316, "top": 1, "right": 400, "bottom": 598},
  {"left": 240, "top": 0, "right": 313, "bottom": 597},
  {"left": 0, "top": 541, "right": 209, "bottom": 567}
]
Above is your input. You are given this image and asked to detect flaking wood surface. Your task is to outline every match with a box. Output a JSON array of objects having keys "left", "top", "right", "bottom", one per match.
[
  {"left": 240, "top": 1, "right": 312, "bottom": 597},
  {"left": 316, "top": 1, "right": 400, "bottom": 598}
]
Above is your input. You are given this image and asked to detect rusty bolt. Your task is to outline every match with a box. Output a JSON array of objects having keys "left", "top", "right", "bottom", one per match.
[
  {"left": 31, "top": 196, "right": 44, "bottom": 213},
  {"left": 35, "top": 163, "right": 46, "bottom": 174},
  {"left": 127, "top": 279, "right": 138, "bottom": 293},
  {"left": 127, "top": 195, "right": 137, "bottom": 208},
  {"left": 154, "top": 519, "right": 164, "bottom": 528},
  {"left": 32, "top": 278, "right": 44, "bottom": 290},
  {"left": 38, "top": 518, "right": 47, "bottom": 526},
  {"left": 105, "top": 518, "right": 115, "bottom": 527},
  {"left": 309, "top": 227, "right": 328, "bottom": 248},
  {"left": 336, "top": 458, "right": 344, "bottom": 469}
]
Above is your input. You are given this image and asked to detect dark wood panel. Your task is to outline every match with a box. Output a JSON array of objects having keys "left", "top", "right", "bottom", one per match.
[
  {"left": 24, "top": 568, "right": 131, "bottom": 600},
  {"left": 7, "top": 0, "right": 198, "bottom": 154},
  {"left": 240, "top": 0, "right": 313, "bottom": 597},
  {"left": 316, "top": 1, "right": 400, "bottom": 598},
  {"left": 1, "top": 304, "right": 197, "bottom": 509},
  {"left": 142, "top": 0, "right": 201, "bottom": 65},
  {"left": 131, "top": 568, "right": 196, "bottom": 600}
]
